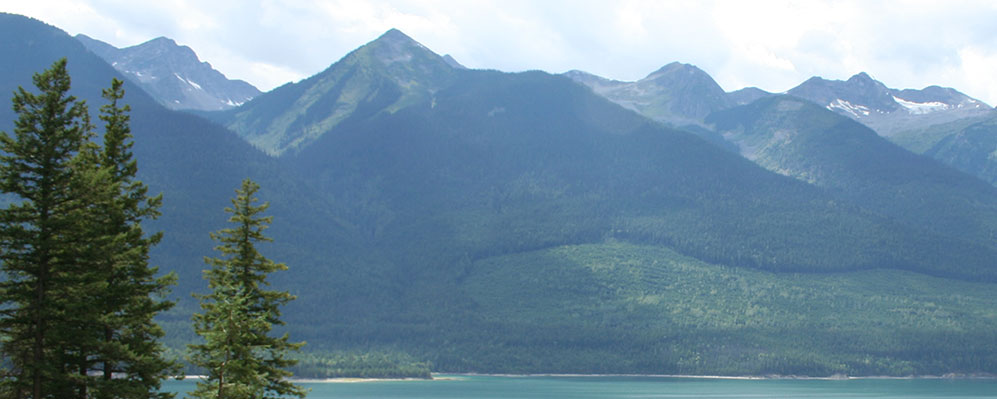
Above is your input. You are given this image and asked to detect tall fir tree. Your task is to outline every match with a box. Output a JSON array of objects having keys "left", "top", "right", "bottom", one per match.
[
  {"left": 89, "top": 78, "right": 179, "bottom": 399},
  {"left": 190, "top": 179, "right": 306, "bottom": 399},
  {"left": 0, "top": 60, "right": 178, "bottom": 399},
  {"left": 0, "top": 58, "right": 96, "bottom": 398}
]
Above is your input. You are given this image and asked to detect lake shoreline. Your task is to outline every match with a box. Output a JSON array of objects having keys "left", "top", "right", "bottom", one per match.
[
  {"left": 174, "top": 375, "right": 442, "bottom": 383},
  {"left": 446, "top": 372, "right": 997, "bottom": 381},
  {"left": 160, "top": 373, "right": 997, "bottom": 398},
  {"left": 173, "top": 372, "right": 997, "bottom": 383}
]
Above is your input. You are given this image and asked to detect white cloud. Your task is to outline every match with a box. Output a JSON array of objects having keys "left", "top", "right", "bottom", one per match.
[
  {"left": 955, "top": 47, "right": 997, "bottom": 107},
  {"left": 246, "top": 61, "right": 306, "bottom": 90},
  {"left": 4, "top": 0, "right": 997, "bottom": 104}
]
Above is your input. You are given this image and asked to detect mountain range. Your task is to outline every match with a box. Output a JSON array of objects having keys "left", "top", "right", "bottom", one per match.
[
  {"left": 566, "top": 63, "right": 997, "bottom": 199},
  {"left": 787, "top": 72, "right": 993, "bottom": 137},
  {"left": 4, "top": 12, "right": 997, "bottom": 376},
  {"left": 566, "top": 65, "right": 995, "bottom": 136},
  {"left": 76, "top": 33, "right": 260, "bottom": 111}
]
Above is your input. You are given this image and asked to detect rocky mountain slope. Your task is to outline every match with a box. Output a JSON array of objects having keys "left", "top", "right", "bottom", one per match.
[
  {"left": 787, "top": 72, "right": 994, "bottom": 136},
  {"left": 76, "top": 34, "right": 260, "bottom": 111}
]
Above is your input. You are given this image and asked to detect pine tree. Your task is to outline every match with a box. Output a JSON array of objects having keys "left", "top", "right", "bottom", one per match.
[
  {"left": 0, "top": 60, "right": 178, "bottom": 399},
  {"left": 0, "top": 58, "right": 96, "bottom": 398},
  {"left": 190, "top": 179, "right": 306, "bottom": 399},
  {"left": 89, "top": 78, "right": 179, "bottom": 399}
]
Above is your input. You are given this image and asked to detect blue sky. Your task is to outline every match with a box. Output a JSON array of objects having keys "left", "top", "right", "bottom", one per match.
[{"left": 4, "top": 0, "right": 997, "bottom": 105}]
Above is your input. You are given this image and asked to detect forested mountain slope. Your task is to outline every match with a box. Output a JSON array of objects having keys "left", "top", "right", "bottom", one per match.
[
  {"left": 925, "top": 115, "right": 997, "bottom": 186},
  {"left": 0, "top": 13, "right": 386, "bottom": 328},
  {"left": 708, "top": 96, "right": 997, "bottom": 253},
  {"left": 4, "top": 13, "right": 997, "bottom": 376},
  {"left": 212, "top": 29, "right": 459, "bottom": 156},
  {"left": 563, "top": 63, "right": 732, "bottom": 127}
]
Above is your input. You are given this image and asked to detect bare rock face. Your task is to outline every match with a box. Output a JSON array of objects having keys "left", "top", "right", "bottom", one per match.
[
  {"left": 787, "top": 72, "right": 994, "bottom": 137},
  {"left": 76, "top": 34, "right": 260, "bottom": 111}
]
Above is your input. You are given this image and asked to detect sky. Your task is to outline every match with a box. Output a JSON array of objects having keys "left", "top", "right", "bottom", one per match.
[{"left": 3, "top": 0, "right": 997, "bottom": 105}]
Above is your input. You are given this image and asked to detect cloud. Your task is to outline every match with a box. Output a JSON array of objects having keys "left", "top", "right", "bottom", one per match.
[
  {"left": 245, "top": 61, "right": 305, "bottom": 90},
  {"left": 4, "top": 0, "right": 997, "bottom": 104},
  {"left": 954, "top": 46, "right": 997, "bottom": 107}
]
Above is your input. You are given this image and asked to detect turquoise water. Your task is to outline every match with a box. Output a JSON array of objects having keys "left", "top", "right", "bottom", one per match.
[{"left": 162, "top": 375, "right": 997, "bottom": 398}]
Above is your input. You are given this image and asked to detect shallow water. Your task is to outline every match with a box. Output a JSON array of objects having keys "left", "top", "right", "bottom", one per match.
[{"left": 162, "top": 375, "right": 997, "bottom": 398}]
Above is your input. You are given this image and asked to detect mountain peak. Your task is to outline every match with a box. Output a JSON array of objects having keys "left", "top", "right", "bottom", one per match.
[
  {"left": 845, "top": 72, "right": 884, "bottom": 89},
  {"left": 148, "top": 36, "right": 177, "bottom": 45},
  {"left": 848, "top": 71, "right": 873, "bottom": 82},
  {"left": 727, "top": 86, "right": 773, "bottom": 105},
  {"left": 127, "top": 36, "right": 200, "bottom": 63},
  {"left": 75, "top": 33, "right": 260, "bottom": 111},
  {"left": 224, "top": 28, "right": 458, "bottom": 156},
  {"left": 563, "top": 69, "right": 605, "bottom": 81},
  {"left": 567, "top": 62, "right": 731, "bottom": 126},
  {"left": 375, "top": 28, "right": 418, "bottom": 46},
  {"left": 135, "top": 36, "right": 184, "bottom": 54},
  {"left": 355, "top": 27, "right": 441, "bottom": 68},
  {"left": 788, "top": 71, "right": 994, "bottom": 136},
  {"left": 645, "top": 62, "right": 703, "bottom": 80}
]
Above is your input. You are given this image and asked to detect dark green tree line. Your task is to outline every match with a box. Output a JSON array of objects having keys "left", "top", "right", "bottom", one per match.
[
  {"left": 0, "top": 59, "right": 176, "bottom": 398},
  {"left": 189, "top": 178, "right": 305, "bottom": 399}
]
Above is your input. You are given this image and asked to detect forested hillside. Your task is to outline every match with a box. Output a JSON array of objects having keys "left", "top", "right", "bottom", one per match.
[
  {"left": 708, "top": 96, "right": 997, "bottom": 266},
  {"left": 3, "top": 13, "right": 997, "bottom": 376}
]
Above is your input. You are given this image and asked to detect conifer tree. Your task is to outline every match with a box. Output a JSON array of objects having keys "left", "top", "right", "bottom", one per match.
[
  {"left": 89, "top": 78, "right": 179, "bottom": 399},
  {"left": 190, "top": 179, "right": 306, "bottom": 399},
  {"left": 0, "top": 58, "right": 96, "bottom": 398},
  {"left": 0, "top": 60, "right": 178, "bottom": 399}
]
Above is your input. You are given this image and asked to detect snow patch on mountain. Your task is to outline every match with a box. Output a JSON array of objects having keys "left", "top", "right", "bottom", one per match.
[
  {"left": 892, "top": 96, "right": 949, "bottom": 114},
  {"left": 174, "top": 73, "right": 203, "bottom": 90},
  {"left": 827, "top": 99, "right": 871, "bottom": 118},
  {"left": 76, "top": 34, "right": 260, "bottom": 111}
]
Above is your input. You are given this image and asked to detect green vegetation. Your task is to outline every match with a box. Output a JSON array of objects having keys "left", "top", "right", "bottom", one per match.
[
  {"left": 0, "top": 59, "right": 176, "bottom": 398},
  {"left": 887, "top": 114, "right": 992, "bottom": 154},
  {"left": 5, "top": 14, "right": 997, "bottom": 379},
  {"left": 219, "top": 29, "right": 458, "bottom": 156},
  {"left": 189, "top": 179, "right": 306, "bottom": 398},
  {"left": 285, "top": 241, "right": 997, "bottom": 376},
  {"left": 707, "top": 96, "right": 997, "bottom": 275},
  {"left": 411, "top": 242, "right": 997, "bottom": 375},
  {"left": 565, "top": 63, "right": 733, "bottom": 127},
  {"left": 89, "top": 77, "right": 180, "bottom": 398},
  {"left": 292, "top": 352, "right": 432, "bottom": 379},
  {"left": 271, "top": 69, "right": 997, "bottom": 375},
  {"left": 923, "top": 116, "right": 997, "bottom": 186}
]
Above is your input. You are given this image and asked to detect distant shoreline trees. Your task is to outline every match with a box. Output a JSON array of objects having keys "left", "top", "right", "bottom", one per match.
[{"left": 0, "top": 59, "right": 178, "bottom": 398}]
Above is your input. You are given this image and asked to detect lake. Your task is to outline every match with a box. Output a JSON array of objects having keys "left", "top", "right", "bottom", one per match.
[{"left": 161, "top": 375, "right": 997, "bottom": 398}]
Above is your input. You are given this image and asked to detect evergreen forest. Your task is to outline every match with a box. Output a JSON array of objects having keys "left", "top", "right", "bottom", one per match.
[{"left": 1, "top": 13, "right": 997, "bottom": 385}]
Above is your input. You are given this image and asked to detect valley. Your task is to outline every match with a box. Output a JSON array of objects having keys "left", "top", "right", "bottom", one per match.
[{"left": 2, "top": 12, "right": 997, "bottom": 378}]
